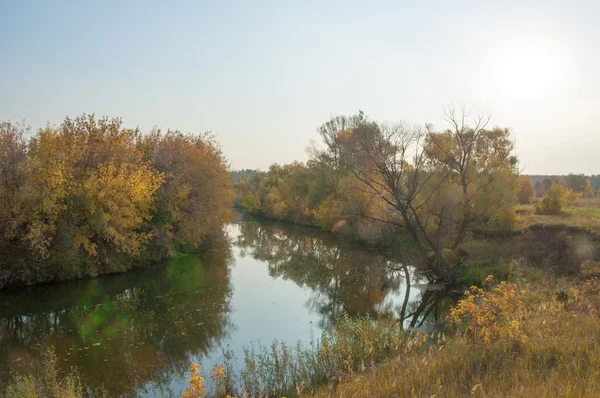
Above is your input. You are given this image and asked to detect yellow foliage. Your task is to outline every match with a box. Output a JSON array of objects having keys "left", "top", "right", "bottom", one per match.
[
  {"left": 312, "top": 196, "right": 343, "bottom": 231},
  {"left": 536, "top": 180, "right": 581, "bottom": 215},
  {"left": 448, "top": 276, "right": 526, "bottom": 345},
  {"left": 81, "top": 162, "right": 163, "bottom": 256},
  {"left": 24, "top": 128, "right": 75, "bottom": 258},
  {"left": 181, "top": 363, "right": 206, "bottom": 398},
  {"left": 1, "top": 115, "right": 234, "bottom": 284}
]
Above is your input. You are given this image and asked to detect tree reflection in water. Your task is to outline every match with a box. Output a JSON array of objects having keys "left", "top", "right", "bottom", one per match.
[
  {"left": 235, "top": 219, "right": 460, "bottom": 329},
  {"left": 0, "top": 232, "right": 234, "bottom": 397}
]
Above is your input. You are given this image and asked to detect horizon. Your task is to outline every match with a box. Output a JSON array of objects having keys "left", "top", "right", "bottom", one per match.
[{"left": 1, "top": 0, "right": 598, "bottom": 175}]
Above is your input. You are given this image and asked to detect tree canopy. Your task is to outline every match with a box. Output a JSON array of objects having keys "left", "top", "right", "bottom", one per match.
[{"left": 0, "top": 115, "right": 233, "bottom": 286}]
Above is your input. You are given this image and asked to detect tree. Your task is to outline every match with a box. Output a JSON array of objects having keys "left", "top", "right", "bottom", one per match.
[
  {"left": 0, "top": 114, "right": 234, "bottom": 286},
  {"left": 536, "top": 181, "right": 580, "bottom": 215},
  {"left": 590, "top": 175, "right": 600, "bottom": 196},
  {"left": 542, "top": 178, "right": 554, "bottom": 194},
  {"left": 138, "top": 130, "right": 234, "bottom": 249},
  {"left": 0, "top": 122, "right": 27, "bottom": 240},
  {"left": 565, "top": 173, "right": 594, "bottom": 197},
  {"left": 534, "top": 181, "right": 544, "bottom": 198},
  {"left": 235, "top": 110, "right": 519, "bottom": 278},
  {"left": 517, "top": 176, "right": 535, "bottom": 204},
  {"left": 425, "top": 107, "right": 518, "bottom": 249},
  {"left": 79, "top": 161, "right": 163, "bottom": 258},
  {"left": 325, "top": 116, "right": 453, "bottom": 276}
]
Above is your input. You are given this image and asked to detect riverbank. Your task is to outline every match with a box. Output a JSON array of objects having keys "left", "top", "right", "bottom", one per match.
[
  {"left": 239, "top": 201, "right": 600, "bottom": 285},
  {"left": 315, "top": 271, "right": 600, "bottom": 397}
]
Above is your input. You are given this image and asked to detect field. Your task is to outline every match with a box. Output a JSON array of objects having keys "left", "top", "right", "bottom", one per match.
[{"left": 517, "top": 197, "right": 600, "bottom": 235}]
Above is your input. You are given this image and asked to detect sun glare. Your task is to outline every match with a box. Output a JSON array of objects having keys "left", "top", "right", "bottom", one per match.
[{"left": 485, "top": 35, "right": 566, "bottom": 101}]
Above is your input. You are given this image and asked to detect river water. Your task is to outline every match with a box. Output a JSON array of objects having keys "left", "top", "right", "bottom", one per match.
[{"left": 0, "top": 216, "right": 456, "bottom": 396}]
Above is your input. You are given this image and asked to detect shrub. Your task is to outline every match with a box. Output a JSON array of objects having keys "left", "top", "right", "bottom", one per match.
[
  {"left": 448, "top": 276, "right": 526, "bottom": 346},
  {"left": 196, "top": 314, "right": 427, "bottom": 397},
  {"left": 535, "top": 181, "right": 580, "bottom": 215}
]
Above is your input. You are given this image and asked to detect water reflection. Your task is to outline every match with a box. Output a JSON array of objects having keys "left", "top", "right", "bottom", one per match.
[
  {"left": 0, "top": 234, "right": 233, "bottom": 396},
  {"left": 0, "top": 217, "right": 460, "bottom": 396},
  {"left": 235, "top": 219, "right": 460, "bottom": 328}
]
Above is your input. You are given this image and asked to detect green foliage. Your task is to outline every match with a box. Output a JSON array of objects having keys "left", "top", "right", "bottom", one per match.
[
  {"left": 456, "top": 261, "right": 512, "bottom": 287},
  {"left": 0, "top": 115, "right": 233, "bottom": 286}
]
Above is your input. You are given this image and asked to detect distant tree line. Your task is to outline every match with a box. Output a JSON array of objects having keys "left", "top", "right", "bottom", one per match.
[
  {"left": 0, "top": 115, "right": 233, "bottom": 287},
  {"left": 526, "top": 174, "right": 597, "bottom": 198}
]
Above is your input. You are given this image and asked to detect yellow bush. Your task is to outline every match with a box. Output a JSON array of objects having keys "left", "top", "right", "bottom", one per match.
[
  {"left": 536, "top": 181, "right": 580, "bottom": 215},
  {"left": 448, "top": 276, "right": 526, "bottom": 345}
]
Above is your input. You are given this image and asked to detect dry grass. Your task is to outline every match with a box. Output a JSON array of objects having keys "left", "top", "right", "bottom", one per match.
[
  {"left": 313, "top": 273, "right": 600, "bottom": 397},
  {"left": 517, "top": 198, "right": 600, "bottom": 235}
]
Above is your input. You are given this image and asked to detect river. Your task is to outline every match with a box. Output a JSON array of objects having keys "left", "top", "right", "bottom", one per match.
[{"left": 0, "top": 215, "right": 457, "bottom": 396}]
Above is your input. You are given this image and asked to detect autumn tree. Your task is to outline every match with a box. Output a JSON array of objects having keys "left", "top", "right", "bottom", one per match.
[
  {"left": 517, "top": 176, "right": 535, "bottom": 204},
  {"left": 314, "top": 116, "right": 454, "bottom": 275},
  {"left": 22, "top": 116, "right": 146, "bottom": 261},
  {"left": 425, "top": 108, "right": 518, "bottom": 249},
  {"left": 79, "top": 162, "right": 163, "bottom": 258},
  {"left": 536, "top": 180, "right": 580, "bottom": 215},
  {"left": 0, "top": 115, "right": 233, "bottom": 286},
  {"left": 234, "top": 110, "right": 519, "bottom": 277},
  {"left": 0, "top": 122, "right": 27, "bottom": 241},
  {"left": 137, "top": 130, "right": 233, "bottom": 250}
]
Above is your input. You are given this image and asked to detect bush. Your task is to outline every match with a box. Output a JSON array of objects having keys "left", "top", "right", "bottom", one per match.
[
  {"left": 448, "top": 276, "right": 526, "bottom": 346},
  {"left": 0, "top": 115, "right": 234, "bottom": 286},
  {"left": 535, "top": 181, "right": 580, "bottom": 215}
]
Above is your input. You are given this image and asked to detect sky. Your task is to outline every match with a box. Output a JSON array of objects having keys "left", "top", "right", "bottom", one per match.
[{"left": 1, "top": 0, "right": 598, "bottom": 174}]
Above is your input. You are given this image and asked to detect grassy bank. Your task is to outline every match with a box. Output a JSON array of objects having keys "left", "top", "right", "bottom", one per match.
[{"left": 314, "top": 271, "right": 600, "bottom": 397}]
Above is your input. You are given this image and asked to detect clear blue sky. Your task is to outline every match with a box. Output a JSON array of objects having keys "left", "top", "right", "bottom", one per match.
[{"left": 1, "top": 0, "right": 598, "bottom": 174}]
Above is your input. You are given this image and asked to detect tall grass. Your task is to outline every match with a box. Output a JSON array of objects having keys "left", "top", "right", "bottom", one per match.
[
  {"left": 314, "top": 274, "right": 600, "bottom": 397},
  {"left": 5, "top": 348, "right": 83, "bottom": 398},
  {"left": 233, "top": 314, "right": 426, "bottom": 397}
]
